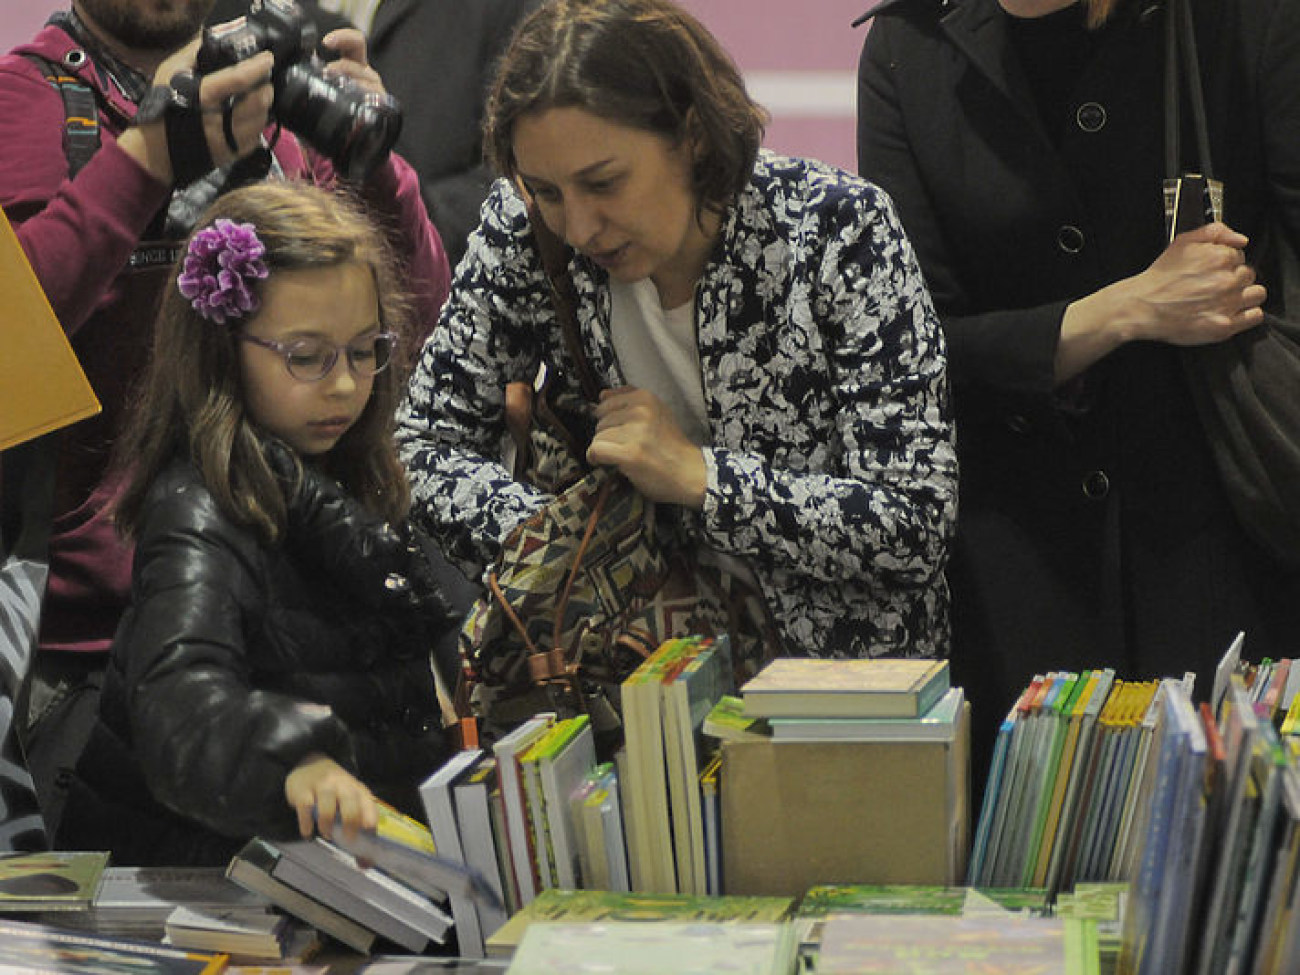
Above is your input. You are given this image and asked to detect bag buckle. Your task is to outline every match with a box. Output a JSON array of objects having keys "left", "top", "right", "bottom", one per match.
[{"left": 1163, "top": 174, "right": 1224, "bottom": 242}]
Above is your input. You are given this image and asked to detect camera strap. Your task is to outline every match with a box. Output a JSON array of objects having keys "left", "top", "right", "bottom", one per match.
[
  {"left": 162, "top": 71, "right": 217, "bottom": 188},
  {"left": 23, "top": 56, "right": 100, "bottom": 180}
]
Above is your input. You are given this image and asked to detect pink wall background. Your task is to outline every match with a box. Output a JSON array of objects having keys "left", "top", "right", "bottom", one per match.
[{"left": 0, "top": 0, "right": 867, "bottom": 170}]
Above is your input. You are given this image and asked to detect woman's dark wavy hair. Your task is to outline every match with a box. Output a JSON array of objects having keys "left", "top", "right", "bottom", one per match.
[
  {"left": 111, "top": 180, "right": 413, "bottom": 544},
  {"left": 484, "top": 0, "right": 768, "bottom": 219}
]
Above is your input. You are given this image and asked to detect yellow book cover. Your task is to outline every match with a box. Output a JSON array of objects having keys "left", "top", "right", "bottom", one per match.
[
  {"left": 0, "top": 206, "right": 99, "bottom": 450},
  {"left": 621, "top": 637, "right": 707, "bottom": 893},
  {"left": 519, "top": 725, "right": 566, "bottom": 890}
]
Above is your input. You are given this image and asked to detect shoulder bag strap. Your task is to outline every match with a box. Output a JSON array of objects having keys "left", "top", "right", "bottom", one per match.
[
  {"left": 1162, "top": 0, "right": 1222, "bottom": 240},
  {"left": 527, "top": 200, "right": 603, "bottom": 404}
]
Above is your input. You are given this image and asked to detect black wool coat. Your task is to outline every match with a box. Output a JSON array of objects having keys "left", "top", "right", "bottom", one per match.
[
  {"left": 366, "top": 0, "right": 540, "bottom": 269},
  {"left": 857, "top": 0, "right": 1300, "bottom": 774}
]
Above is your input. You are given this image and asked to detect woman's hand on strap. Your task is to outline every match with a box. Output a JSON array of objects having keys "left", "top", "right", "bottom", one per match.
[
  {"left": 587, "top": 386, "right": 707, "bottom": 509},
  {"left": 1055, "top": 222, "right": 1267, "bottom": 383}
]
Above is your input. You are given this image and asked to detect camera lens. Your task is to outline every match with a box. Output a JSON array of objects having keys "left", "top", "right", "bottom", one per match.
[{"left": 275, "top": 63, "right": 402, "bottom": 181}]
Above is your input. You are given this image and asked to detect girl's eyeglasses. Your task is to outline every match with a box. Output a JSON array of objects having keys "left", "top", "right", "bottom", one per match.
[{"left": 238, "top": 330, "right": 399, "bottom": 382}]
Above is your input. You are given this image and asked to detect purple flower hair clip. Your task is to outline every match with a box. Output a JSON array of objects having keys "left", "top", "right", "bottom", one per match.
[{"left": 177, "top": 218, "right": 269, "bottom": 325}]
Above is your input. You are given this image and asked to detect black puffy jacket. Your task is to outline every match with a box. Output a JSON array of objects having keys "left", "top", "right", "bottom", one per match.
[{"left": 57, "top": 455, "right": 456, "bottom": 866}]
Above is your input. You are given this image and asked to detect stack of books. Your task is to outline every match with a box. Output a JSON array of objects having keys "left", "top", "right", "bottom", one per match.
[
  {"left": 738, "top": 656, "right": 961, "bottom": 741},
  {"left": 163, "top": 904, "right": 319, "bottom": 963}
]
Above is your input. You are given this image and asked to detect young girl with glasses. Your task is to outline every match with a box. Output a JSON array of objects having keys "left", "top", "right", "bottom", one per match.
[{"left": 55, "top": 180, "right": 458, "bottom": 866}]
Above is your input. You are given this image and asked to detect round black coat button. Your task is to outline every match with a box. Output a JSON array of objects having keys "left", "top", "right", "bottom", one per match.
[
  {"left": 1082, "top": 470, "right": 1110, "bottom": 499},
  {"left": 1057, "top": 225, "right": 1085, "bottom": 254},
  {"left": 1076, "top": 101, "right": 1107, "bottom": 132}
]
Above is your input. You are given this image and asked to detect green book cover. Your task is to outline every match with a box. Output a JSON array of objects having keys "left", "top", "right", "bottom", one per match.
[
  {"left": 485, "top": 887, "right": 795, "bottom": 956},
  {"left": 796, "top": 884, "right": 1050, "bottom": 919},
  {"left": 0, "top": 852, "right": 109, "bottom": 911},
  {"left": 701, "top": 695, "right": 768, "bottom": 741}
]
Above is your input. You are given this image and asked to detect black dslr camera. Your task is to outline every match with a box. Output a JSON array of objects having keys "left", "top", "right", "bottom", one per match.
[{"left": 196, "top": 0, "right": 402, "bottom": 181}]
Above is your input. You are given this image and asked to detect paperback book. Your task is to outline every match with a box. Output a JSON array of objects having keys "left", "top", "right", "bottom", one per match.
[
  {"left": 504, "top": 920, "right": 798, "bottom": 975},
  {"left": 0, "top": 851, "right": 108, "bottom": 912},
  {"left": 484, "top": 887, "right": 794, "bottom": 958},
  {"left": 739, "top": 657, "right": 950, "bottom": 719}
]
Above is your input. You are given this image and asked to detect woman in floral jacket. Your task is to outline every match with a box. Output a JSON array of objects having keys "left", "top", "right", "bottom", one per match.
[{"left": 397, "top": 0, "right": 957, "bottom": 659}]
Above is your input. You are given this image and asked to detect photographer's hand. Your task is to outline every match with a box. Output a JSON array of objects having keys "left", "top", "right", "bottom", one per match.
[
  {"left": 118, "top": 45, "right": 275, "bottom": 185},
  {"left": 320, "top": 28, "right": 388, "bottom": 96}
]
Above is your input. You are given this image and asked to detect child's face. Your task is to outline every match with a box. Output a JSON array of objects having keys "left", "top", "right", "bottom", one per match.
[{"left": 239, "top": 261, "right": 380, "bottom": 457}]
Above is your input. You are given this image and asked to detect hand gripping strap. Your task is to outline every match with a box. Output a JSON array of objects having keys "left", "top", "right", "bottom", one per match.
[{"left": 163, "top": 71, "right": 215, "bottom": 187}]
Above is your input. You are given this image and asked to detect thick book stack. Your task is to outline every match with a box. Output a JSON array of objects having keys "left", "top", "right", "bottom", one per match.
[
  {"left": 17, "top": 861, "right": 267, "bottom": 942},
  {"left": 972, "top": 636, "right": 1300, "bottom": 975},
  {"left": 163, "top": 904, "right": 320, "bottom": 963}
]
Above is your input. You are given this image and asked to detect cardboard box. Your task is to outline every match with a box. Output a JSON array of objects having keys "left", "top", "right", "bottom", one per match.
[{"left": 721, "top": 706, "right": 969, "bottom": 895}]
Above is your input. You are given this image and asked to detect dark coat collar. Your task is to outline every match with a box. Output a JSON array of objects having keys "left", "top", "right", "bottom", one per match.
[{"left": 857, "top": 0, "right": 1064, "bottom": 137}]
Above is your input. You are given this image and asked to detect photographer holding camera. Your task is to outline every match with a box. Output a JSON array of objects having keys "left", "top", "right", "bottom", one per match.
[{"left": 0, "top": 0, "right": 450, "bottom": 838}]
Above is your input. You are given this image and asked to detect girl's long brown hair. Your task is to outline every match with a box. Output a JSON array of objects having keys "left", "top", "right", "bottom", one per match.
[{"left": 112, "top": 180, "right": 413, "bottom": 544}]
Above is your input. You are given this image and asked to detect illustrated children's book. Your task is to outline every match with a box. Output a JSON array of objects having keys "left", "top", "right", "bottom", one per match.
[
  {"left": 484, "top": 887, "right": 794, "bottom": 958},
  {"left": 504, "top": 920, "right": 798, "bottom": 975},
  {"left": 0, "top": 851, "right": 108, "bottom": 912},
  {"left": 815, "top": 913, "right": 1098, "bottom": 975}
]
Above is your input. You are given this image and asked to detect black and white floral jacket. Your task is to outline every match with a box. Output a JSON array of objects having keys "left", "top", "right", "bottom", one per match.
[{"left": 398, "top": 151, "right": 957, "bottom": 658}]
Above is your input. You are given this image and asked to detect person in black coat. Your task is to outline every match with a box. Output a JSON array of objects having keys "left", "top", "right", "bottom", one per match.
[
  {"left": 57, "top": 180, "right": 457, "bottom": 866},
  {"left": 857, "top": 0, "right": 1300, "bottom": 785},
  {"left": 362, "top": 0, "right": 541, "bottom": 269}
]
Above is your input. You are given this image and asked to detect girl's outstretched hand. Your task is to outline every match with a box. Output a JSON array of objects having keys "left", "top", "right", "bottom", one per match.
[{"left": 285, "top": 753, "right": 378, "bottom": 842}]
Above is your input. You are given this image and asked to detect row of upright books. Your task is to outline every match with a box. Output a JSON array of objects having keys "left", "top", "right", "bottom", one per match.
[
  {"left": 417, "top": 638, "right": 967, "bottom": 954},
  {"left": 969, "top": 633, "right": 1300, "bottom": 974}
]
